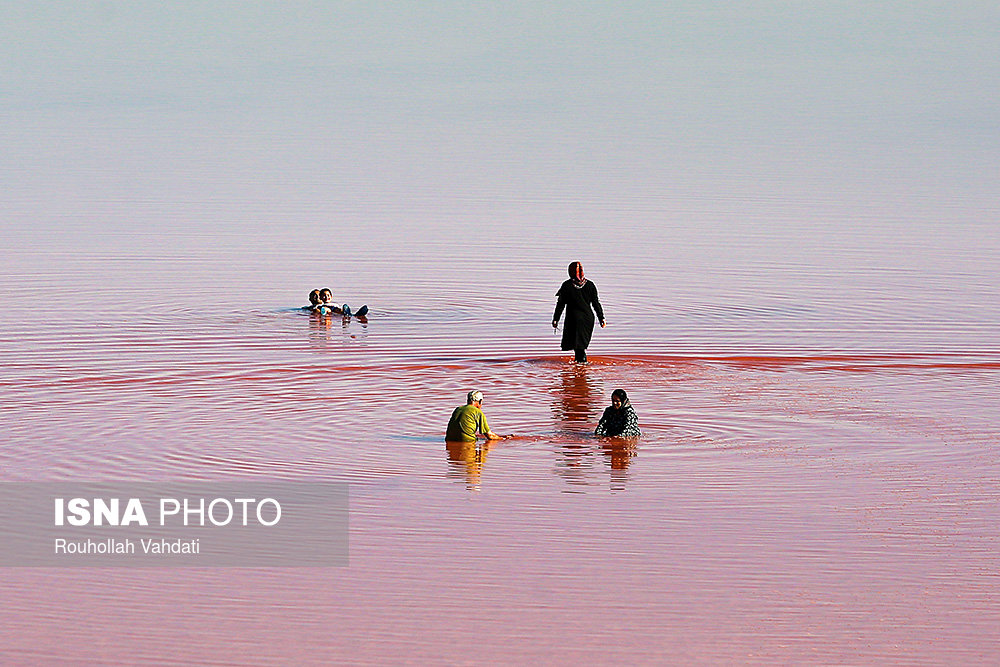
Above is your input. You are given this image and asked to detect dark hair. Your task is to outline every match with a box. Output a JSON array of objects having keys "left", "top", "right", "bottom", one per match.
[
  {"left": 308, "top": 289, "right": 321, "bottom": 305},
  {"left": 319, "top": 288, "right": 333, "bottom": 301},
  {"left": 611, "top": 389, "right": 628, "bottom": 403}
]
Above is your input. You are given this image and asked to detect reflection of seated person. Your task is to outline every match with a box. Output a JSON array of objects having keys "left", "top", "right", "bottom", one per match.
[
  {"left": 446, "top": 390, "right": 503, "bottom": 441},
  {"left": 445, "top": 438, "right": 495, "bottom": 487},
  {"left": 599, "top": 439, "right": 637, "bottom": 470},
  {"left": 595, "top": 389, "right": 641, "bottom": 438}
]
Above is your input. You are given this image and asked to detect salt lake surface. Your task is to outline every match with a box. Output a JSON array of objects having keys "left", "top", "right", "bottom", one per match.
[{"left": 2, "top": 3, "right": 999, "bottom": 665}]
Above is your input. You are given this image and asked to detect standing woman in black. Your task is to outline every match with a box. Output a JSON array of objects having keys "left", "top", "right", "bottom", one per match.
[{"left": 552, "top": 261, "right": 606, "bottom": 363}]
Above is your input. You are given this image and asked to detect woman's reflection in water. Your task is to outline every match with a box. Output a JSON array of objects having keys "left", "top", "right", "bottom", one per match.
[
  {"left": 445, "top": 439, "right": 495, "bottom": 491},
  {"left": 598, "top": 436, "right": 638, "bottom": 491},
  {"left": 551, "top": 363, "right": 602, "bottom": 486},
  {"left": 552, "top": 362, "right": 601, "bottom": 427}
]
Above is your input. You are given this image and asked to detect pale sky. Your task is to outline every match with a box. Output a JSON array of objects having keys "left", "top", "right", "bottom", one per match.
[{"left": 2, "top": 2, "right": 998, "bottom": 225}]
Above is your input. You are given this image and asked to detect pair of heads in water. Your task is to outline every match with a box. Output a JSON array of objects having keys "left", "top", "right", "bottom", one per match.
[{"left": 308, "top": 288, "right": 334, "bottom": 306}]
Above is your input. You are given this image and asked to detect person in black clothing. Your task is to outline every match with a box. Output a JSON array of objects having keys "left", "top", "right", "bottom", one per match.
[
  {"left": 595, "top": 389, "right": 641, "bottom": 438},
  {"left": 552, "top": 261, "right": 606, "bottom": 362}
]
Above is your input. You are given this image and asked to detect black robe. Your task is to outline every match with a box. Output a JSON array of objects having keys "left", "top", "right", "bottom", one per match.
[
  {"left": 553, "top": 279, "right": 605, "bottom": 351},
  {"left": 595, "top": 403, "right": 641, "bottom": 438}
]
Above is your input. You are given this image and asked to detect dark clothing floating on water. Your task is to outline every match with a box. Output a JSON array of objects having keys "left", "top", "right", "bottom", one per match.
[
  {"left": 595, "top": 401, "right": 641, "bottom": 438},
  {"left": 553, "top": 279, "right": 605, "bottom": 355},
  {"left": 303, "top": 304, "right": 369, "bottom": 317}
]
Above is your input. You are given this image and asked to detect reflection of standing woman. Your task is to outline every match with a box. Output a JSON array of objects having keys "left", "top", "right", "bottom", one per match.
[{"left": 552, "top": 261, "right": 606, "bottom": 363}]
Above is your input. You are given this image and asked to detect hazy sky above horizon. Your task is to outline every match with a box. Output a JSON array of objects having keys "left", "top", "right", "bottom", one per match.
[{"left": 2, "top": 2, "right": 998, "bottom": 243}]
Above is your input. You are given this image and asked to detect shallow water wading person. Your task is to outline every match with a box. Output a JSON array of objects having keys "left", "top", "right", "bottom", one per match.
[
  {"left": 445, "top": 390, "right": 504, "bottom": 442},
  {"left": 552, "top": 261, "right": 606, "bottom": 363}
]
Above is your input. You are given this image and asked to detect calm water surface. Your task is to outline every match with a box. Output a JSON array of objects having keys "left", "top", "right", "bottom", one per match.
[{"left": 2, "top": 210, "right": 999, "bottom": 664}]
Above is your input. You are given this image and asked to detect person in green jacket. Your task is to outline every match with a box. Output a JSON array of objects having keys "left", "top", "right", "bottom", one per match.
[{"left": 446, "top": 390, "right": 504, "bottom": 442}]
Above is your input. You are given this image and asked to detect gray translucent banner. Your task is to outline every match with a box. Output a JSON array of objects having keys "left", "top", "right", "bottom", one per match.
[{"left": 0, "top": 482, "right": 348, "bottom": 567}]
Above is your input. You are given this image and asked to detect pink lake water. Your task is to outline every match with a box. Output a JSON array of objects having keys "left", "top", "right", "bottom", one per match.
[
  {"left": 2, "top": 4, "right": 1000, "bottom": 663},
  {"left": 2, "top": 199, "right": 999, "bottom": 664}
]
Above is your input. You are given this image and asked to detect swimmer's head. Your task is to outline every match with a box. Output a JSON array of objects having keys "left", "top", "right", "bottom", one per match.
[
  {"left": 308, "top": 289, "right": 321, "bottom": 305},
  {"left": 319, "top": 288, "right": 333, "bottom": 303},
  {"left": 467, "top": 390, "right": 484, "bottom": 405}
]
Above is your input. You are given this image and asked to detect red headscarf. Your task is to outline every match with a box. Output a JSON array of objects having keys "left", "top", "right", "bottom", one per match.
[{"left": 568, "top": 261, "right": 586, "bottom": 287}]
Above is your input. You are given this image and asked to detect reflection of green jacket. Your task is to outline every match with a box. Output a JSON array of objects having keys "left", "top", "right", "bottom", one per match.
[{"left": 446, "top": 404, "right": 491, "bottom": 442}]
